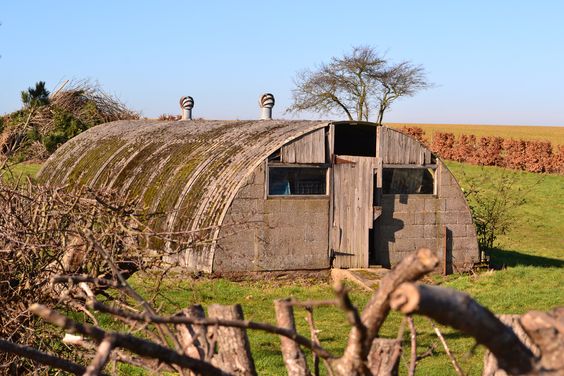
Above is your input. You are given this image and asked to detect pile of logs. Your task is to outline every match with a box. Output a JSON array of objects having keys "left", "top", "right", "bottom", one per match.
[{"left": 0, "top": 249, "right": 562, "bottom": 375}]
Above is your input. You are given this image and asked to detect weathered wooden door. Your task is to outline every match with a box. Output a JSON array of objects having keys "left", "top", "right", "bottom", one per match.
[{"left": 331, "top": 156, "right": 376, "bottom": 268}]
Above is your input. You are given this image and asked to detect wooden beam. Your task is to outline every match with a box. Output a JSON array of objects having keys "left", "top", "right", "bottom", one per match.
[{"left": 382, "top": 164, "right": 437, "bottom": 169}]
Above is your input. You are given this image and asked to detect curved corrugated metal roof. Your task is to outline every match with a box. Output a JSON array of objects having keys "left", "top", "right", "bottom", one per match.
[{"left": 38, "top": 119, "right": 330, "bottom": 271}]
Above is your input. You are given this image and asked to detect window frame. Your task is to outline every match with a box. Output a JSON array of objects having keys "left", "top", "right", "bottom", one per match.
[
  {"left": 381, "top": 164, "right": 438, "bottom": 196},
  {"left": 266, "top": 162, "right": 330, "bottom": 199}
]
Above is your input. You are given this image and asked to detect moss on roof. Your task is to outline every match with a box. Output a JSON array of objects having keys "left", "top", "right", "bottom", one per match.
[{"left": 38, "top": 119, "right": 329, "bottom": 271}]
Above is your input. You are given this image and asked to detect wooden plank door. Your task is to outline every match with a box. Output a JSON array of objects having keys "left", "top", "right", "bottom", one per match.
[{"left": 331, "top": 156, "right": 376, "bottom": 268}]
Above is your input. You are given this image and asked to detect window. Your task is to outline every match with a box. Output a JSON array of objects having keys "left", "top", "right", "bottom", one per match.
[
  {"left": 382, "top": 168, "right": 435, "bottom": 194},
  {"left": 268, "top": 167, "right": 327, "bottom": 196}
]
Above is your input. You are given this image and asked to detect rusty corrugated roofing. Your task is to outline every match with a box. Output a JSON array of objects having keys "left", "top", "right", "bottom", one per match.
[{"left": 38, "top": 119, "right": 329, "bottom": 271}]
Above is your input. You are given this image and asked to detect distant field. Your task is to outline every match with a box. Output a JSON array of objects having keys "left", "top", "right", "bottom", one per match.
[{"left": 386, "top": 123, "right": 564, "bottom": 146}]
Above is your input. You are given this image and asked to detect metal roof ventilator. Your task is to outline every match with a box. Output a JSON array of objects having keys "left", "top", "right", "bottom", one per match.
[
  {"left": 259, "top": 93, "right": 275, "bottom": 120},
  {"left": 180, "top": 96, "right": 194, "bottom": 120}
]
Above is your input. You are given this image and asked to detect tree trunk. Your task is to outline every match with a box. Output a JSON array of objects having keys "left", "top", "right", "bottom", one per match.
[
  {"left": 274, "top": 299, "right": 311, "bottom": 376},
  {"left": 482, "top": 315, "right": 539, "bottom": 376},
  {"left": 207, "top": 304, "right": 257, "bottom": 376},
  {"left": 519, "top": 309, "right": 563, "bottom": 375},
  {"left": 175, "top": 305, "right": 210, "bottom": 363},
  {"left": 367, "top": 338, "right": 401, "bottom": 376}
]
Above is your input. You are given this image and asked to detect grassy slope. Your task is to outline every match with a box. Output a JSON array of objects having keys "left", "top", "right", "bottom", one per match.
[
  {"left": 386, "top": 122, "right": 564, "bottom": 146},
  {"left": 126, "top": 164, "right": 562, "bottom": 375},
  {"left": 1, "top": 162, "right": 42, "bottom": 181}
]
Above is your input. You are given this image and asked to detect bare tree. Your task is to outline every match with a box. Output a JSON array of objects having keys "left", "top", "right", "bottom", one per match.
[
  {"left": 373, "top": 61, "right": 429, "bottom": 125},
  {"left": 287, "top": 46, "right": 430, "bottom": 124}
]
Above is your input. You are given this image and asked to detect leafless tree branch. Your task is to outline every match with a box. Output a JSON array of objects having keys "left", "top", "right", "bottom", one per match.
[
  {"left": 287, "top": 46, "right": 430, "bottom": 123},
  {"left": 0, "top": 338, "right": 89, "bottom": 375},
  {"left": 87, "top": 299, "right": 334, "bottom": 360},
  {"left": 389, "top": 282, "right": 535, "bottom": 374},
  {"left": 29, "top": 303, "right": 230, "bottom": 375}
]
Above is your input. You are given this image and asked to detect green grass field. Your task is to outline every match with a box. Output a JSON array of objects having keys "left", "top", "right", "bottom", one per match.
[
  {"left": 386, "top": 122, "right": 564, "bottom": 146},
  {"left": 1, "top": 161, "right": 42, "bottom": 182},
  {"left": 4, "top": 160, "right": 562, "bottom": 375}
]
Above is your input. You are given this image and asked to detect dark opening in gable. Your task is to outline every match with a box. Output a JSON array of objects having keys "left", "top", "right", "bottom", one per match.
[{"left": 333, "top": 123, "right": 376, "bottom": 157}]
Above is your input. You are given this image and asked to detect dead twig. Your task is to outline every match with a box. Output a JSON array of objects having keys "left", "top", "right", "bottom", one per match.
[
  {"left": 305, "top": 306, "right": 320, "bottom": 376},
  {"left": 407, "top": 315, "right": 417, "bottom": 376},
  {"left": 84, "top": 334, "right": 116, "bottom": 376},
  {"left": 427, "top": 319, "right": 465, "bottom": 376},
  {"left": 88, "top": 299, "right": 334, "bottom": 359},
  {"left": 29, "top": 304, "right": 230, "bottom": 376},
  {"left": 0, "top": 338, "right": 89, "bottom": 375}
]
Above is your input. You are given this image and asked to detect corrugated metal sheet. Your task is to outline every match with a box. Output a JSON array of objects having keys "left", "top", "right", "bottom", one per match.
[{"left": 38, "top": 119, "right": 330, "bottom": 272}]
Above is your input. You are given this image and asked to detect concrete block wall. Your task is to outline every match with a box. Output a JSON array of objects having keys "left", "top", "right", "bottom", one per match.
[
  {"left": 214, "top": 162, "right": 330, "bottom": 272},
  {"left": 376, "top": 160, "right": 479, "bottom": 271}
]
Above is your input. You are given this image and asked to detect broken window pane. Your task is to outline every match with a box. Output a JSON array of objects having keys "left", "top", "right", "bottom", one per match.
[
  {"left": 382, "top": 168, "right": 434, "bottom": 194},
  {"left": 269, "top": 167, "right": 327, "bottom": 195}
]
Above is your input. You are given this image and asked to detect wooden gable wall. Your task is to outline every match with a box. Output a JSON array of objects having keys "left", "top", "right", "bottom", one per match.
[
  {"left": 378, "top": 127, "right": 432, "bottom": 165},
  {"left": 281, "top": 128, "right": 326, "bottom": 163}
]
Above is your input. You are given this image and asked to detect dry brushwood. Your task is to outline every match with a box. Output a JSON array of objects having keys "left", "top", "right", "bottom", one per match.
[
  {"left": 327, "top": 248, "right": 438, "bottom": 375},
  {"left": 30, "top": 304, "right": 228, "bottom": 376},
  {"left": 3, "top": 239, "right": 562, "bottom": 376},
  {"left": 0, "top": 175, "right": 561, "bottom": 375},
  {"left": 0, "top": 177, "right": 205, "bottom": 373}
]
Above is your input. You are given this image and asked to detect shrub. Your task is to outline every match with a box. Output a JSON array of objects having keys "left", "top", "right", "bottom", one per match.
[
  {"left": 453, "top": 134, "right": 476, "bottom": 162},
  {"left": 501, "top": 139, "right": 527, "bottom": 170},
  {"left": 463, "top": 169, "right": 531, "bottom": 256},
  {"left": 431, "top": 132, "right": 456, "bottom": 160},
  {"left": 0, "top": 80, "right": 139, "bottom": 162},
  {"left": 522, "top": 140, "right": 553, "bottom": 173},
  {"left": 400, "top": 126, "right": 427, "bottom": 144},
  {"left": 551, "top": 145, "right": 564, "bottom": 174},
  {"left": 472, "top": 136, "right": 503, "bottom": 166}
]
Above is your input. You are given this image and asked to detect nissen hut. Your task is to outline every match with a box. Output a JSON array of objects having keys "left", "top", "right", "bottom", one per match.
[{"left": 38, "top": 95, "right": 479, "bottom": 273}]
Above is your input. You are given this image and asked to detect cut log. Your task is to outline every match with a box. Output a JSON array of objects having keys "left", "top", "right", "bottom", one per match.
[
  {"left": 207, "top": 304, "right": 257, "bottom": 376},
  {"left": 367, "top": 338, "right": 401, "bottom": 376},
  {"left": 274, "top": 299, "right": 311, "bottom": 376},
  {"left": 175, "top": 305, "right": 210, "bottom": 362},
  {"left": 361, "top": 248, "right": 439, "bottom": 344},
  {"left": 482, "top": 314, "right": 540, "bottom": 376},
  {"left": 520, "top": 308, "right": 564, "bottom": 375},
  {"left": 390, "top": 283, "right": 535, "bottom": 375}
]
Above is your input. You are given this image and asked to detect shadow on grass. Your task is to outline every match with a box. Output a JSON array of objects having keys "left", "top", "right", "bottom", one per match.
[{"left": 490, "top": 248, "right": 564, "bottom": 268}]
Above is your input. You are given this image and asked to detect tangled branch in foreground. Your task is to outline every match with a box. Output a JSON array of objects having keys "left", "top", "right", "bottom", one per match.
[
  {"left": 0, "top": 177, "right": 207, "bottom": 373},
  {"left": 0, "top": 175, "right": 561, "bottom": 375}
]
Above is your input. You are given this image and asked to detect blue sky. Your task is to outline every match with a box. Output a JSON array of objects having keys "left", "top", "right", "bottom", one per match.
[{"left": 1, "top": 1, "right": 563, "bottom": 125}]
